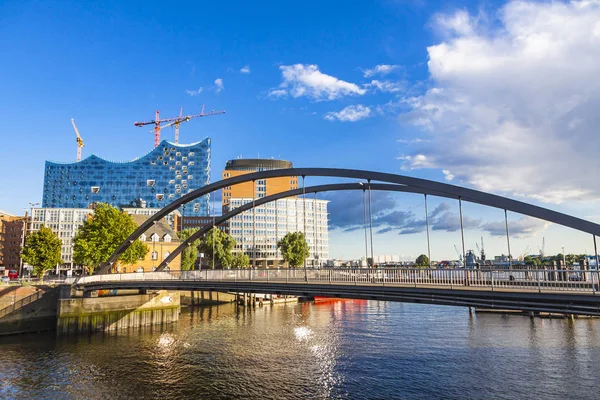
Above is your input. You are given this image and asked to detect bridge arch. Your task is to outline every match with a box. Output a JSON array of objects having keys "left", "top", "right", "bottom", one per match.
[{"left": 99, "top": 168, "right": 600, "bottom": 273}]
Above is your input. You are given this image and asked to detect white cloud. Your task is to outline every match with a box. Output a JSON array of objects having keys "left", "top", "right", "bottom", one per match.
[
  {"left": 240, "top": 65, "right": 250, "bottom": 74},
  {"left": 270, "top": 64, "right": 366, "bottom": 101},
  {"left": 214, "top": 78, "right": 224, "bottom": 93},
  {"left": 366, "top": 80, "right": 405, "bottom": 93},
  {"left": 185, "top": 87, "right": 203, "bottom": 96},
  {"left": 325, "top": 105, "right": 372, "bottom": 122},
  {"left": 481, "top": 216, "right": 550, "bottom": 239},
  {"left": 402, "top": 0, "right": 600, "bottom": 203},
  {"left": 363, "top": 64, "right": 400, "bottom": 78}
]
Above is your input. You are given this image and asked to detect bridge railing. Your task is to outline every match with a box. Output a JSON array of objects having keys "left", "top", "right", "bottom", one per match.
[{"left": 72, "top": 267, "right": 600, "bottom": 294}]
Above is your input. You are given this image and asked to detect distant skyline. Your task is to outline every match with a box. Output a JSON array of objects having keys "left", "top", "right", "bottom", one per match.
[{"left": 1, "top": 0, "right": 600, "bottom": 260}]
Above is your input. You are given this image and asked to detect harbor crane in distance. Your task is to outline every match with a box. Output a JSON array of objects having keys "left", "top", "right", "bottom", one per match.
[
  {"left": 538, "top": 237, "right": 545, "bottom": 258},
  {"left": 135, "top": 105, "right": 226, "bottom": 147},
  {"left": 71, "top": 118, "right": 84, "bottom": 162}
]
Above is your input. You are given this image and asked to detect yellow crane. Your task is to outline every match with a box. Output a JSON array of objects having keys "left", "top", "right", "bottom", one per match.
[{"left": 71, "top": 118, "right": 84, "bottom": 161}]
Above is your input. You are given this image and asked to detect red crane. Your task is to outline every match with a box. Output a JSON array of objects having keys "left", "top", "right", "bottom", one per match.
[{"left": 134, "top": 106, "right": 226, "bottom": 147}]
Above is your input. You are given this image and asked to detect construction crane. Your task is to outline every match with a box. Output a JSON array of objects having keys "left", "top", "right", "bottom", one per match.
[
  {"left": 538, "top": 237, "right": 545, "bottom": 258},
  {"left": 454, "top": 245, "right": 462, "bottom": 263},
  {"left": 135, "top": 106, "right": 226, "bottom": 147},
  {"left": 480, "top": 236, "right": 486, "bottom": 262},
  {"left": 71, "top": 118, "right": 84, "bottom": 162}
]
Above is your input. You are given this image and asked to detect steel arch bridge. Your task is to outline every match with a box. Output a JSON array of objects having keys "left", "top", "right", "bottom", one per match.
[{"left": 99, "top": 168, "right": 600, "bottom": 273}]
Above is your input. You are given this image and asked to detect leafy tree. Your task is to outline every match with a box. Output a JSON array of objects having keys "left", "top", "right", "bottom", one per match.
[
  {"left": 277, "top": 232, "right": 309, "bottom": 268},
  {"left": 73, "top": 203, "right": 148, "bottom": 273},
  {"left": 21, "top": 225, "right": 63, "bottom": 277},
  {"left": 415, "top": 254, "right": 430, "bottom": 267},
  {"left": 179, "top": 228, "right": 200, "bottom": 271},
  {"left": 231, "top": 252, "right": 250, "bottom": 269},
  {"left": 199, "top": 227, "right": 236, "bottom": 268},
  {"left": 524, "top": 256, "right": 542, "bottom": 267}
]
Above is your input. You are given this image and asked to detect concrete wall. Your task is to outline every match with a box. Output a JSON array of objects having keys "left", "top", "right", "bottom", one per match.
[
  {"left": 0, "top": 286, "right": 61, "bottom": 335},
  {"left": 57, "top": 291, "right": 180, "bottom": 335}
]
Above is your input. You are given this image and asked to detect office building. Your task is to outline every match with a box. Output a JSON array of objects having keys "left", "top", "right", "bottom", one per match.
[
  {"left": 42, "top": 139, "right": 211, "bottom": 216},
  {"left": 221, "top": 159, "right": 328, "bottom": 267}
]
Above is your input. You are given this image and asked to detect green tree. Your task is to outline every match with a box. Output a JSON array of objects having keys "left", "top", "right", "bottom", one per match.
[
  {"left": 73, "top": 203, "right": 148, "bottom": 273},
  {"left": 231, "top": 252, "right": 250, "bottom": 269},
  {"left": 199, "top": 227, "right": 236, "bottom": 268},
  {"left": 179, "top": 228, "right": 200, "bottom": 271},
  {"left": 524, "top": 256, "right": 542, "bottom": 267},
  {"left": 277, "top": 232, "right": 309, "bottom": 268},
  {"left": 21, "top": 225, "right": 63, "bottom": 277},
  {"left": 415, "top": 254, "right": 430, "bottom": 267}
]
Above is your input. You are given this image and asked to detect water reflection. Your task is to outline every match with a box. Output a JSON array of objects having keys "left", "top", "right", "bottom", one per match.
[{"left": 0, "top": 301, "right": 599, "bottom": 399}]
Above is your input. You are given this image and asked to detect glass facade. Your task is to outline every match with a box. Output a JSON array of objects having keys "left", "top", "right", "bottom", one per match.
[{"left": 42, "top": 139, "right": 211, "bottom": 216}]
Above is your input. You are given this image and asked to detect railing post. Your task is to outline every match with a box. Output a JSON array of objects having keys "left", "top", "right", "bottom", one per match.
[
  {"left": 491, "top": 271, "right": 494, "bottom": 291},
  {"left": 329, "top": 269, "right": 332, "bottom": 284},
  {"left": 267, "top": 269, "right": 269, "bottom": 282},
  {"left": 235, "top": 269, "right": 237, "bottom": 282},
  {"left": 537, "top": 270, "right": 541, "bottom": 293},
  {"left": 286, "top": 268, "right": 289, "bottom": 283}
]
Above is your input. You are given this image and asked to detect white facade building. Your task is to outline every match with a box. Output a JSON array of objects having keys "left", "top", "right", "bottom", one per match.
[
  {"left": 226, "top": 197, "right": 329, "bottom": 267},
  {"left": 30, "top": 208, "right": 93, "bottom": 265},
  {"left": 30, "top": 207, "right": 180, "bottom": 267}
]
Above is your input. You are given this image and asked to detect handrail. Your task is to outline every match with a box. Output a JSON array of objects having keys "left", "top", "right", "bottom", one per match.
[{"left": 73, "top": 267, "right": 600, "bottom": 295}]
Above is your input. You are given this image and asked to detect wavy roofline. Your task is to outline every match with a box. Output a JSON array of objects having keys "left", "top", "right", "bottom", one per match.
[{"left": 46, "top": 138, "right": 210, "bottom": 165}]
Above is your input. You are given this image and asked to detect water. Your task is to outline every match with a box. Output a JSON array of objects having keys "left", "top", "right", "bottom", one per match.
[{"left": 1, "top": 301, "right": 599, "bottom": 399}]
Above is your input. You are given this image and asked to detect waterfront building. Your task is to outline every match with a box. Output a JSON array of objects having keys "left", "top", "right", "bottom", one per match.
[
  {"left": 0, "top": 210, "right": 26, "bottom": 271},
  {"left": 42, "top": 139, "right": 211, "bottom": 217},
  {"left": 125, "top": 215, "right": 181, "bottom": 273},
  {"left": 122, "top": 205, "right": 181, "bottom": 230},
  {"left": 176, "top": 216, "right": 228, "bottom": 233},
  {"left": 221, "top": 158, "right": 328, "bottom": 267},
  {"left": 222, "top": 158, "right": 298, "bottom": 211},
  {"left": 226, "top": 197, "right": 329, "bottom": 268},
  {"left": 29, "top": 208, "right": 93, "bottom": 266},
  {"left": 29, "top": 207, "right": 181, "bottom": 269}
]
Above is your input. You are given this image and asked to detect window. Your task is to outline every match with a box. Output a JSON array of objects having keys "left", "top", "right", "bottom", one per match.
[
  {"left": 164, "top": 251, "right": 170, "bottom": 260},
  {"left": 140, "top": 234, "right": 147, "bottom": 241},
  {"left": 147, "top": 180, "right": 155, "bottom": 187},
  {"left": 91, "top": 186, "right": 100, "bottom": 193},
  {"left": 150, "top": 233, "right": 159, "bottom": 242},
  {"left": 151, "top": 251, "right": 158, "bottom": 260},
  {"left": 163, "top": 234, "right": 172, "bottom": 242}
]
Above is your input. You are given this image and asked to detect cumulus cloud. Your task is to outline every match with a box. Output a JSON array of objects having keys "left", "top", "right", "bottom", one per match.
[
  {"left": 185, "top": 87, "right": 203, "bottom": 96},
  {"left": 240, "top": 65, "right": 250, "bottom": 74},
  {"left": 269, "top": 64, "right": 366, "bottom": 101},
  {"left": 325, "top": 105, "right": 372, "bottom": 122},
  {"left": 481, "top": 216, "right": 550, "bottom": 238},
  {"left": 401, "top": 0, "right": 600, "bottom": 203},
  {"left": 363, "top": 64, "right": 400, "bottom": 78},
  {"left": 214, "top": 78, "right": 224, "bottom": 93}
]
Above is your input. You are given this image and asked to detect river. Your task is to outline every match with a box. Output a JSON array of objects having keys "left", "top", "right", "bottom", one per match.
[{"left": 1, "top": 300, "right": 599, "bottom": 399}]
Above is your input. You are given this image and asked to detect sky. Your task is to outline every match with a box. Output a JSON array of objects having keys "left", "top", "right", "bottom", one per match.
[{"left": 1, "top": 0, "right": 600, "bottom": 260}]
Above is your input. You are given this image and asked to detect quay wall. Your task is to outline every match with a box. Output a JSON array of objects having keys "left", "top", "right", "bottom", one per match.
[{"left": 57, "top": 291, "right": 180, "bottom": 335}]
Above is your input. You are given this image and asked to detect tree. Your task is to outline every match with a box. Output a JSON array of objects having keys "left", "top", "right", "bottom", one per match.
[
  {"left": 524, "top": 256, "right": 541, "bottom": 267},
  {"left": 73, "top": 203, "right": 148, "bottom": 273},
  {"left": 21, "top": 225, "right": 63, "bottom": 277},
  {"left": 231, "top": 252, "right": 250, "bottom": 269},
  {"left": 199, "top": 227, "right": 236, "bottom": 268},
  {"left": 179, "top": 228, "right": 200, "bottom": 271},
  {"left": 415, "top": 254, "right": 430, "bottom": 267},
  {"left": 277, "top": 232, "right": 309, "bottom": 268}
]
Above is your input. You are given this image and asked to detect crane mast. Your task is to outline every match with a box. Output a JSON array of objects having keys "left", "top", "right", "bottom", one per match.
[{"left": 71, "top": 118, "right": 84, "bottom": 162}]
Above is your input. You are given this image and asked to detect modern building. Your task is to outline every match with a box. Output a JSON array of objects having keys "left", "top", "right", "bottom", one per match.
[
  {"left": 29, "top": 208, "right": 93, "bottom": 266},
  {"left": 29, "top": 206, "right": 181, "bottom": 269},
  {"left": 0, "top": 210, "right": 26, "bottom": 271},
  {"left": 222, "top": 159, "right": 298, "bottom": 211},
  {"left": 42, "top": 139, "right": 211, "bottom": 216},
  {"left": 220, "top": 158, "right": 328, "bottom": 267},
  {"left": 227, "top": 197, "right": 329, "bottom": 267},
  {"left": 125, "top": 215, "right": 182, "bottom": 273},
  {"left": 176, "top": 216, "right": 228, "bottom": 233}
]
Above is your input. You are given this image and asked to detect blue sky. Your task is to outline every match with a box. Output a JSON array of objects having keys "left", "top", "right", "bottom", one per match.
[{"left": 2, "top": 0, "right": 600, "bottom": 260}]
